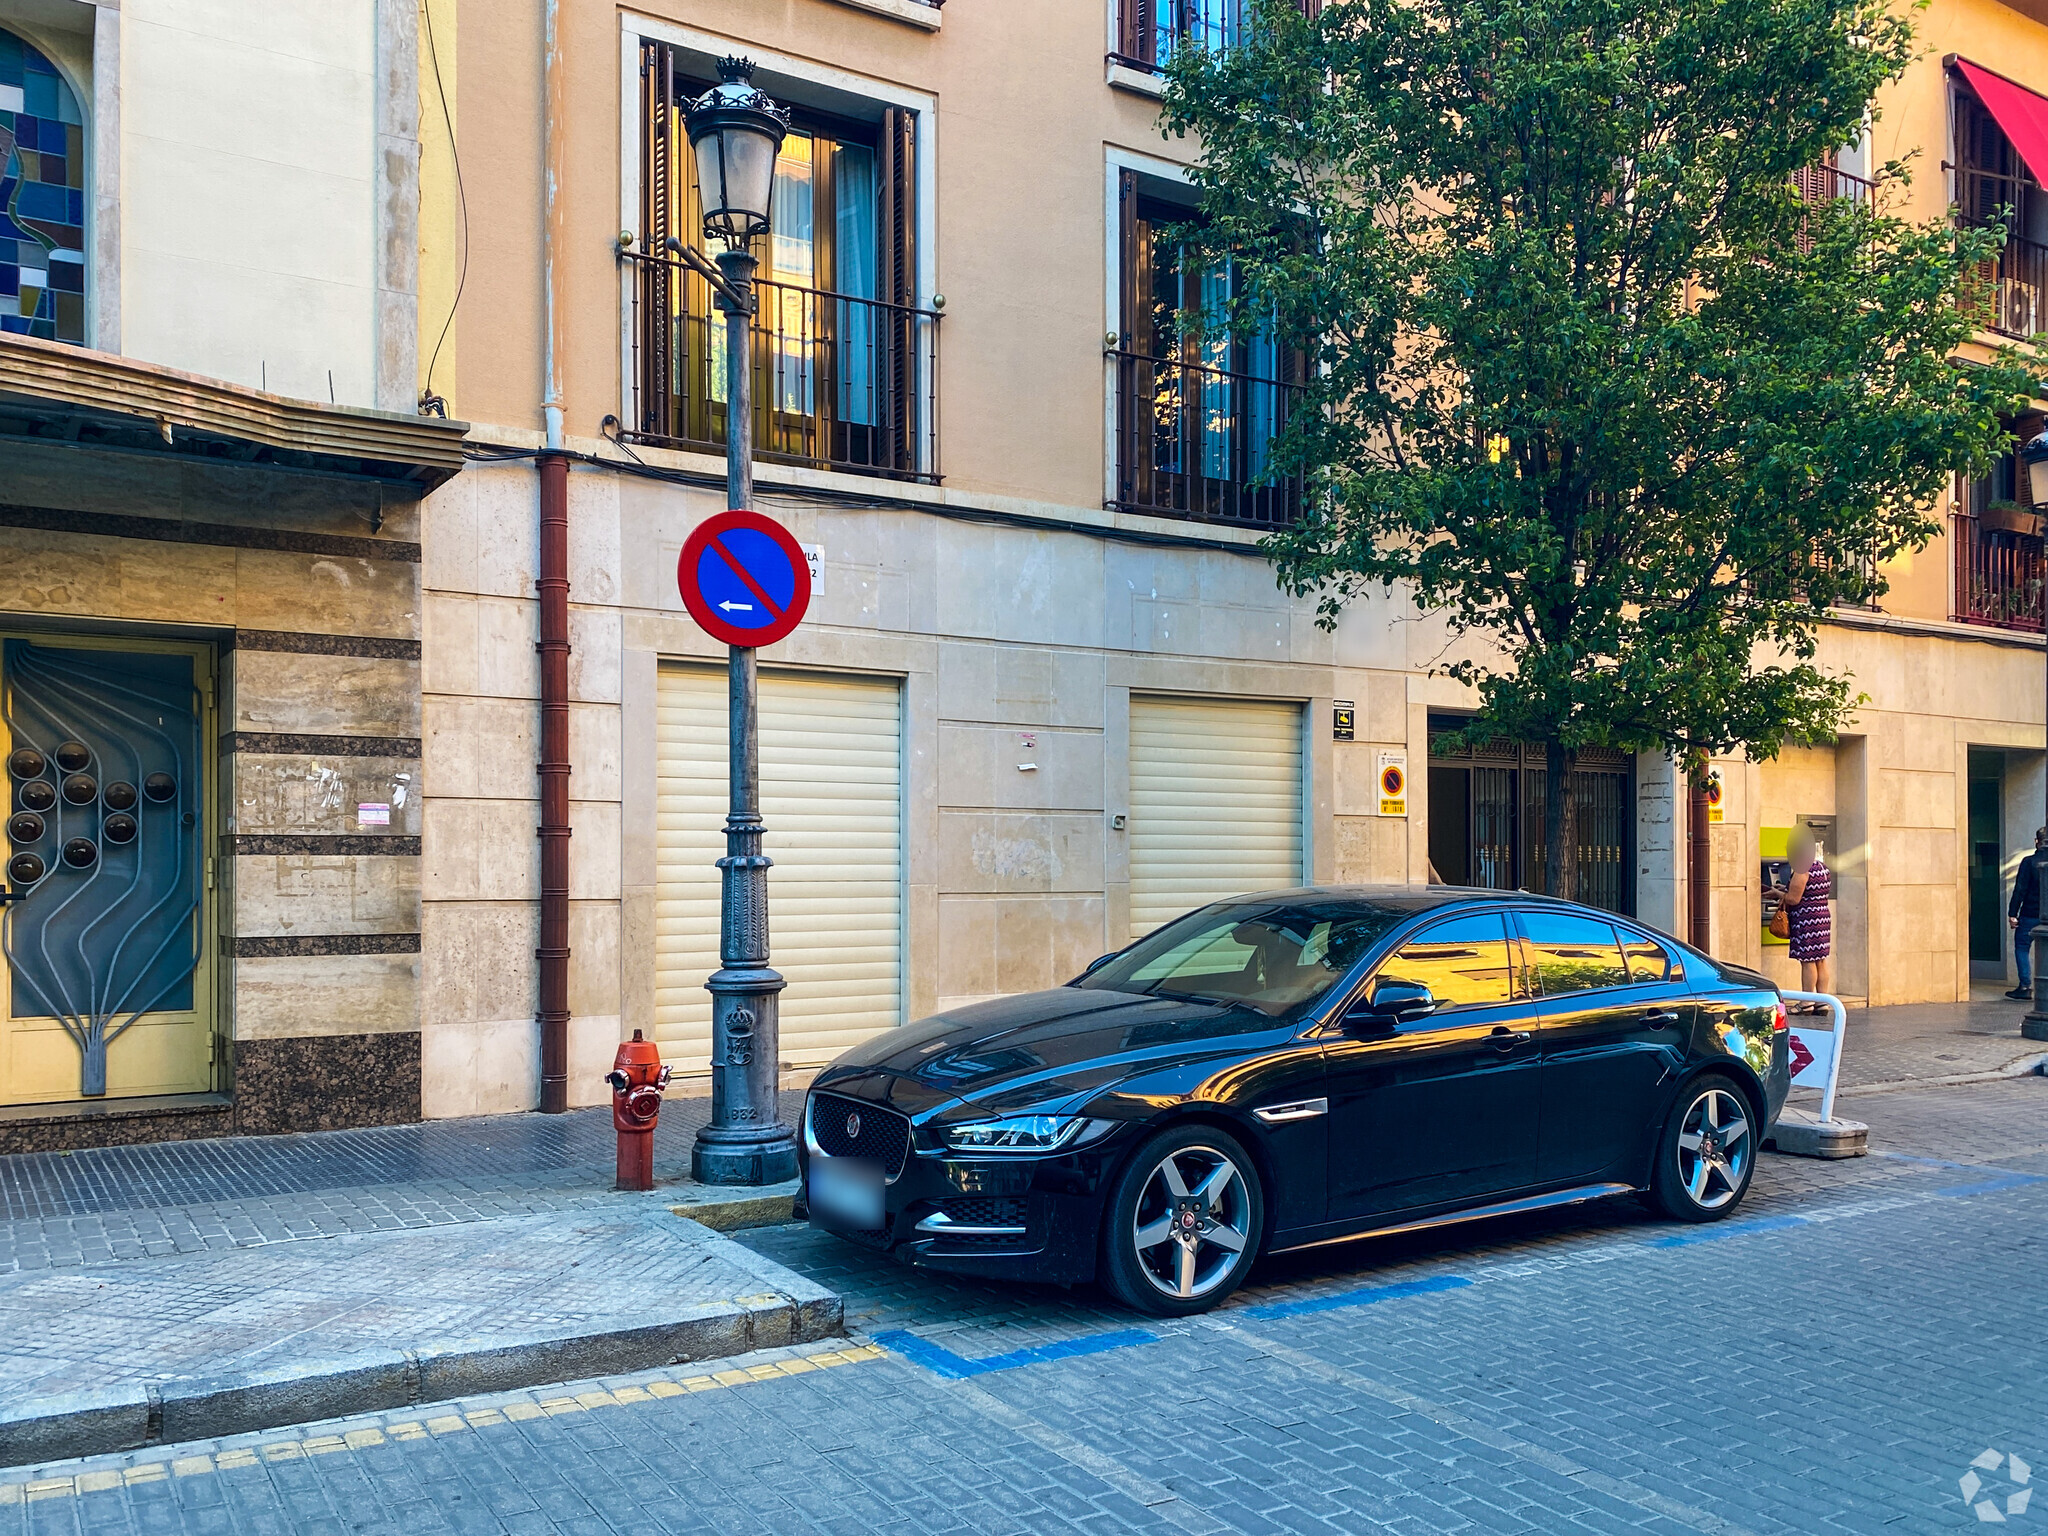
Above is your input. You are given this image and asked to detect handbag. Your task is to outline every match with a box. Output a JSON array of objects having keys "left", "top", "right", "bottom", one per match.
[{"left": 1768, "top": 902, "right": 1791, "bottom": 940}]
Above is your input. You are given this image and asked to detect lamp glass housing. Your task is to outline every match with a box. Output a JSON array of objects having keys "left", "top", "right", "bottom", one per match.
[{"left": 686, "top": 59, "right": 789, "bottom": 246}]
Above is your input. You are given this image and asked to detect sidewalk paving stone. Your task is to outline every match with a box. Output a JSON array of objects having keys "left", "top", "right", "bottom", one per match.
[{"left": 0, "top": 1204, "right": 840, "bottom": 1466}]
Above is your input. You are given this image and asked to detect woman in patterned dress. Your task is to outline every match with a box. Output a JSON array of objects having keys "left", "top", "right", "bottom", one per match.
[{"left": 1783, "top": 833, "right": 1832, "bottom": 1004}]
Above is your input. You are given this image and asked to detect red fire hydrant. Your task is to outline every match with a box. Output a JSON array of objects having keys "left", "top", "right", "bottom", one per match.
[{"left": 606, "top": 1030, "right": 671, "bottom": 1191}]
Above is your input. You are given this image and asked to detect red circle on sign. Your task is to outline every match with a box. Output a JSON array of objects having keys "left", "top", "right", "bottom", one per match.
[
  {"left": 1382, "top": 766, "right": 1405, "bottom": 796},
  {"left": 677, "top": 510, "right": 813, "bottom": 648},
  {"left": 1705, "top": 778, "right": 1723, "bottom": 806}
]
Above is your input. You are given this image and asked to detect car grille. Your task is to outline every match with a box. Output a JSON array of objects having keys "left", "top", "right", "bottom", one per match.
[
  {"left": 809, "top": 1092, "right": 910, "bottom": 1178},
  {"left": 939, "top": 1196, "right": 1027, "bottom": 1230},
  {"left": 922, "top": 1195, "right": 1031, "bottom": 1251}
]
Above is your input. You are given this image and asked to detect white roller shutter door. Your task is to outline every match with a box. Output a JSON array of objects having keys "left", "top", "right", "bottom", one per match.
[
  {"left": 1128, "top": 695, "right": 1304, "bottom": 935},
  {"left": 655, "top": 665, "right": 902, "bottom": 1070}
]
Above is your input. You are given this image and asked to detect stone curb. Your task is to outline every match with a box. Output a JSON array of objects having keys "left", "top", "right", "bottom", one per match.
[
  {"left": 1839, "top": 1050, "right": 2048, "bottom": 1097},
  {"left": 666, "top": 1177, "right": 801, "bottom": 1232},
  {"left": 0, "top": 1267, "right": 842, "bottom": 1469}
]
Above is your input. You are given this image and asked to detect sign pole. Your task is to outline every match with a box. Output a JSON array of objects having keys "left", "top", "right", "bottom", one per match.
[
  {"left": 2029, "top": 630, "right": 2048, "bottom": 1040},
  {"left": 692, "top": 246, "right": 799, "bottom": 1184}
]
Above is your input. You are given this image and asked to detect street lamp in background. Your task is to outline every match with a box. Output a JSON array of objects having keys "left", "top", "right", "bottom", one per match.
[
  {"left": 672, "top": 58, "right": 803, "bottom": 1181},
  {"left": 2024, "top": 435, "right": 2048, "bottom": 1042}
]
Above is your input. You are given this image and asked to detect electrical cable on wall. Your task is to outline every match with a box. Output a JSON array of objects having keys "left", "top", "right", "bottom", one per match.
[{"left": 418, "top": 0, "right": 466, "bottom": 418}]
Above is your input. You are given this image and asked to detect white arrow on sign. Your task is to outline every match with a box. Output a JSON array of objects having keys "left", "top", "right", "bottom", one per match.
[{"left": 717, "top": 600, "right": 754, "bottom": 613}]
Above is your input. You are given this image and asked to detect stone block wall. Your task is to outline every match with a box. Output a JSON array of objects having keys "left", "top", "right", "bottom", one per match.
[{"left": 0, "top": 442, "right": 424, "bottom": 1149}]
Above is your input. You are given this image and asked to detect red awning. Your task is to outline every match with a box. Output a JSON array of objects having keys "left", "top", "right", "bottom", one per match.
[{"left": 1955, "top": 58, "right": 2048, "bottom": 188}]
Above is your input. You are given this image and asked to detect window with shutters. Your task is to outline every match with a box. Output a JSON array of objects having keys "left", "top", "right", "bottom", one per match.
[
  {"left": 1110, "top": 0, "right": 1322, "bottom": 74},
  {"left": 628, "top": 41, "right": 941, "bottom": 483},
  {"left": 1425, "top": 714, "right": 1636, "bottom": 917},
  {"left": 1951, "top": 67, "right": 2048, "bottom": 341},
  {"left": 1111, "top": 170, "right": 1304, "bottom": 527}
]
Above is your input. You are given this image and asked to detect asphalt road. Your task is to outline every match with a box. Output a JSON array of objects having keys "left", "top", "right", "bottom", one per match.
[{"left": 6, "top": 1075, "right": 2044, "bottom": 1536}]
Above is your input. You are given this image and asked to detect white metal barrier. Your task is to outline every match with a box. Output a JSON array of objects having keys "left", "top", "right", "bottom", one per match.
[{"left": 1781, "top": 989, "right": 1847, "bottom": 1123}]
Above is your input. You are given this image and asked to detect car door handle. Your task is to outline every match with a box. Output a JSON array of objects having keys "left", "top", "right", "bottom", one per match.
[
  {"left": 1489, "top": 1027, "right": 1533, "bottom": 1049},
  {"left": 1643, "top": 1009, "right": 1682, "bottom": 1024}
]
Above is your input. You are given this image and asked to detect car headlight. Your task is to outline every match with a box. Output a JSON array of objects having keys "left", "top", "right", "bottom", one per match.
[{"left": 943, "top": 1115, "right": 1088, "bottom": 1153}]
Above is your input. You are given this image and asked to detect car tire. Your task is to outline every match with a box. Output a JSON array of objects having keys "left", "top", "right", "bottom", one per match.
[
  {"left": 1098, "top": 1124, "right": 1264, "bottom": 1316},
  {"left": 1648, "top": 1074, "right": 1758, "bottom": 1223}
]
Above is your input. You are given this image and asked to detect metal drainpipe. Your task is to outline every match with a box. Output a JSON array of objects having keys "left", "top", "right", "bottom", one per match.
[{"left": 536, "top": 0, "right": 570, "bottom": 1112}]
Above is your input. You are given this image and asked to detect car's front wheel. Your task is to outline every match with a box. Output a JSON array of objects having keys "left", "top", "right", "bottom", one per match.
[
  {"left": 1649, "top": 1074, "right": 1757, "bottom": 1222},
  {"left": 1099, "top": 1125, "right": 1264, "bottom": 1316}
]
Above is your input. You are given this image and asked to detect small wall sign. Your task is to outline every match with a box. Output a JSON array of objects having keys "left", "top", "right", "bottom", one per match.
[
  {"left": 1333, "top": 701, "right": 1355, "bottom": 741},
  {"left": 1377, "top": 751, "right": 1408, "bottom": 817},
  {"left": 1705, "top": 767, "right": 1725, "bottom": 824},
  {"left": 357, "top": 803, "right": 391, "bottom": 827}
]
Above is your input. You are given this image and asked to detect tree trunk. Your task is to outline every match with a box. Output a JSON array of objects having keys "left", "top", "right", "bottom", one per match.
[{"left": 1542, "top": 739, "right": 1578, "bottom": 899}]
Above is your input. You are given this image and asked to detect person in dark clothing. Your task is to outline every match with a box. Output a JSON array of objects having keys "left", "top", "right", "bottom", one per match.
[{"left": 2008, "top": 827, "right": 2048, "bottom": 999}]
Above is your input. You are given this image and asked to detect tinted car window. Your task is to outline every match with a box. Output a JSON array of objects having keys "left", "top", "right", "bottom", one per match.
[
  {"left": 1376, "top": 913, "right": 1516, "bottom": 1011},
  {"left": 1076, "top": 901, "right": 1407, "bottom": 1020},
  {"left": 1522, "top": 911, "right": 1629, "bottom": 996},
  {"left": 1620, "top": 929, "right": 1682, "bottom": 983}
]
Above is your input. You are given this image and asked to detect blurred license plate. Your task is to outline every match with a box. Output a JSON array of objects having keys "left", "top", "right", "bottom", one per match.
[{"left": 809, "top": 1155, "right": 884, "bottom": 1228}]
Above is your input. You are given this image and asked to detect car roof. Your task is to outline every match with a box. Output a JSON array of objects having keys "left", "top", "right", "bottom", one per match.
[{"left": 1228, "top": 883, "right": 1595, "bottom": 914}]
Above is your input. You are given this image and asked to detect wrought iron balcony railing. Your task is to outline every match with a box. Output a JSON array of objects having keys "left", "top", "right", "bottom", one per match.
[
  {"left": 1952, "top": 509, "right": 2045, "bottom": 632},
  {"left": 1957, "top": 221, "right": 2048, "bottom": 341},
  {"left": 1110, "top": 0, "right": 1319, "bottom": 73},
  {"left": 1109, "top": 348, "right": 1304, "bottom": 529},
  {"left": 625, "top": 249, "right": 942, "bottom": 485}
]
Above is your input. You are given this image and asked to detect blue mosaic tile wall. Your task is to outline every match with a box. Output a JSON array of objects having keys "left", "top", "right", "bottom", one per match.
[{"left": 1, "top": 29, "right": 85, "bottom": 345}]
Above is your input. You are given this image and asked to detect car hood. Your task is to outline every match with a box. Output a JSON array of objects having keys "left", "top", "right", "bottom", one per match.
[{"left": 810, "top": 985, "right": 1299, "bottom": 1119}]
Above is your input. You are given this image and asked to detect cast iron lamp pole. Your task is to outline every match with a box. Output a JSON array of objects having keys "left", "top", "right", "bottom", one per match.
[
  {"left": 681, "top": 58, "right": 801, "bottom": 1181},
  {"left": 2024, "top": 437, "right": 2048, "bottom": 1042}
]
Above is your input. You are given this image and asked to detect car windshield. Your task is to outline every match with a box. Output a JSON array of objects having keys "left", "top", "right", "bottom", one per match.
[{"left": 1075, "top": 902, "right": 1409, "bottom": 1020}]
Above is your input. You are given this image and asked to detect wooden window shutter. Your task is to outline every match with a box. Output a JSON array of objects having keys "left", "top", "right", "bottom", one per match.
[
  {"left": 1117, "top": 168, "right": 1140, "bottom": 349},
  {"left": 879, "top": 107, "right": 918, "bottom": 471},
  {"left": 640, "top": 41, "right": 676, "bottom": 437}
]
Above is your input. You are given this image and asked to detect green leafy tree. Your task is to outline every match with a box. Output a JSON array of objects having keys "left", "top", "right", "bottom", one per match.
[{"left": 1160, "top": 0, "right": 2034, "bottom": 897}]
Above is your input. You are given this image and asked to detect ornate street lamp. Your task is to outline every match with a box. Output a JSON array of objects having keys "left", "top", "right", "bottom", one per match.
[{"left": 674, "top": 58, "right": 802, "bottom": 1182}]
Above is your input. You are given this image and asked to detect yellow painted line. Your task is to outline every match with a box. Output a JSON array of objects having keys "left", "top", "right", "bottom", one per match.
[{"left": 1, "top": 1342, "right": 880, "bottom": 1505}]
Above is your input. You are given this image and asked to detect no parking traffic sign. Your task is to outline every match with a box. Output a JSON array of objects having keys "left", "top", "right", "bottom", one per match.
[{"left": 677, "top": 510, "right": 812, "bottom": 648}]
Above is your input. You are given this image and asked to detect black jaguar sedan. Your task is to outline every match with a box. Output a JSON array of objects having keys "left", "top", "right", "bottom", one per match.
[{"left": 797, "top": 887, "right": 1790, "bottom": 1315}]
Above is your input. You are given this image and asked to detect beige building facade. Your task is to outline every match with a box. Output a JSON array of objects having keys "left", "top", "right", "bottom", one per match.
[
  {"left": 0, "top": 0, "right": 462, "bottom": 1151},
  {"left": 4, "top": 0, "right": 2045, "bottom": 1144}
]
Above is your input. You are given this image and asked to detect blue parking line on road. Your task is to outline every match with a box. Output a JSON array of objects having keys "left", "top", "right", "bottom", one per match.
[
  {"left": 1934, "top": 1172, "right": 2047, "bottom": 1198},
  {"left": 1238, "top": 1273, "right": 1472, "bottom": 1320},
  {"left": 874, "top": 1326, "right": 1158, "bottom": 1380},
  {"left": 1645, "top": 1213, "right": 1811, "bottom": 1247}
]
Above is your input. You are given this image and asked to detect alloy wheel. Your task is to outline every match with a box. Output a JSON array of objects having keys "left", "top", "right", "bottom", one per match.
[
  {"left": 1130, "top": 1143, "right": 1253, "bottom": 1300},
  {"left": 1674, "top": 1087, "right": 1752, "bottom": 1211}
]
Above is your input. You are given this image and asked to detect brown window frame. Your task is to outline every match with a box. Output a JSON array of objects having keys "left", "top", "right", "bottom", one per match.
[{"left": 628, "top": 41, "right": 940, "bottom": 484}]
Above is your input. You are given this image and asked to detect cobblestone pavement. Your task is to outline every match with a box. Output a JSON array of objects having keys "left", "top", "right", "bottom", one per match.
[
  {"left": 1834, "top": 997, "right": 2045, "bottom": 1089},
  {"left": 7, "top": 1074, "right": 2044, "bottom": 1535},
  {"left": 0, "top": 1093, "right": 801, "bottom": 1276}
]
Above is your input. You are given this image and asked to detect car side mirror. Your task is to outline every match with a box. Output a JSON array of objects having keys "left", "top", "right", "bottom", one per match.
[{"left": 1345, "top": 980, "right": 1437, "bottom": 1030}]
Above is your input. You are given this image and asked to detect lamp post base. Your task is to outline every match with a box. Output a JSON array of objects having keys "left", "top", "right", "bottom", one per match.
[
  {"left": 2026, "top": 932, "right": 2048, "bottom": 1040},
  {"left": 691, "top": 1134, "right": 799, "bottom": 1186}
]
